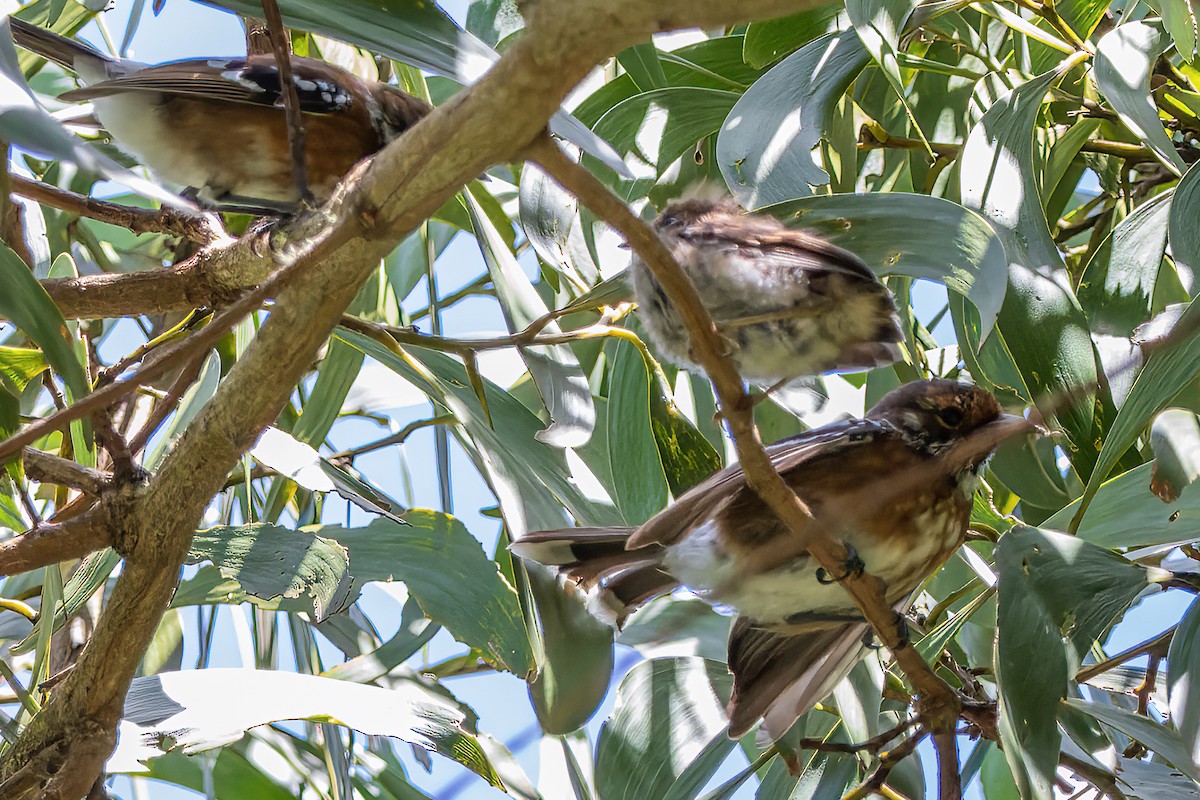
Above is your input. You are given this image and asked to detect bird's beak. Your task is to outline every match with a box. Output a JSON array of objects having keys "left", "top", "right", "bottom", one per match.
[
  {"left": 617, "top": 241, "right": 631, "bottom": 250},
  {"left": 942, "top": 413, "right": 1040, "bottom": 472}
]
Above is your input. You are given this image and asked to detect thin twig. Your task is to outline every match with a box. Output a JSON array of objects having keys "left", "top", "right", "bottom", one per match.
[
  {"left": 127, "top": 350, "right": 211, "bottom": 456},
  {"left": 1075, "top": 627, "right": 1176, "bottom": 684},
  {"left": 329, "top": 415, "right": 455, "bottom": 463},
  {"left": 796, "top": 717, "right": 919, "bottom": 754},
  {"left": 842, "top": 732, "right": 928, "bottom": 800},
  {"left": 261, "top": 0, "right": 312, "bottom": 205},
  {"left": 9, "top": 175, "right": 226, "bottom": 244},
  {"left": 0, "top": 262, "right": 296, "bottom": 464},
  {"left": 858, "top": 126, "right": 1162, "bottom": 162},
  {"left": 1060, "top": 753, "right": 1129, "bottom": 800},
  {"left": 526, "top": 134, "right": 967, "bottom": 800}
]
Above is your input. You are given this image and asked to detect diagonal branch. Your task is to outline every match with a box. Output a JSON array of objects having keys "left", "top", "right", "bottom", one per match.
[{"left": 526, "top": 135, "right": 972, "bottom": 797}]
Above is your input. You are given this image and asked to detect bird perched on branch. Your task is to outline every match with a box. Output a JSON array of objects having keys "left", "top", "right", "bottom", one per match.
[
  {"left": 8, "top": 17, "right": 431, "bottom": 212},
  {"left": 512, "top": 379, "right": 1029, "bottom": 741},
  {"left": 630, "top": 191, "right": 904, "bottom": 384}
]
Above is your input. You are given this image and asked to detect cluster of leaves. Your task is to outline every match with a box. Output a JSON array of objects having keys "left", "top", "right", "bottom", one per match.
[{"left": 1, "top": 0, "right": 1200, "bottom": 797}]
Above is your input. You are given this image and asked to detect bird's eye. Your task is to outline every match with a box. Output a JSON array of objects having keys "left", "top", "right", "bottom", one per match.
[
  {"left": 659, "top": 214, "right": 679, "bottom": 227},
  {"left": 938, "top": 407, "right": 964, "bottom": 427}
]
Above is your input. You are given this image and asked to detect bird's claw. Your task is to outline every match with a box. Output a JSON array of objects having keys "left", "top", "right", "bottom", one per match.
[{"left": 816, "top": 543, "right": 865, "bottom": 584}]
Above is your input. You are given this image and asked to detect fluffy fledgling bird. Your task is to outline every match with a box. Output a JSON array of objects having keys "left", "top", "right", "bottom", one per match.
[
  {"left": 629, "top": 194, "right": 904, "bottom": 384},
  {"left": 9, "top": 17, "right": 431, "bottom": 212},
  {"left": 512, "top": 379, "right": 1029, "bottom": 740}
]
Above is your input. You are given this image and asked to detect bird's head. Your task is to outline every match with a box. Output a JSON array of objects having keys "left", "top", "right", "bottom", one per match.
[{"left": 866, "top": 379, "right": 1025, "bottom": 459}]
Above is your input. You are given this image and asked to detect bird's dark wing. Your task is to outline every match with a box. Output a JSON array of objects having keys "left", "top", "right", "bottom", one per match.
[
  {"left": 681, "top": 220, "right": 883, "bottom": 285},
  {"left": 726, "top": 616, "right": 870, "bottom": 739},
  {"left": 60, "top": 56, "right": 361, "bottom": 115},
  {"left": 626, "top": 419, "right": 881, "bottom": 549}
]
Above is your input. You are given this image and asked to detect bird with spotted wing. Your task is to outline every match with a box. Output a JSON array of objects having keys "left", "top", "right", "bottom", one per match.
[{"left": 511, "top": 379, "right": 1031, "bottom": 740}]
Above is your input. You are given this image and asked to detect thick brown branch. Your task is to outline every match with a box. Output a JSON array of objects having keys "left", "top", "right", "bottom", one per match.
[
  {"left": 10, "top": 175, "right": 227, "bottom": 244},
  {"left": 21, "top": 448, "right": 111, "bottom": 495},
  {"left": 0, "top": 509, "right": 109, "bottom": 577}
]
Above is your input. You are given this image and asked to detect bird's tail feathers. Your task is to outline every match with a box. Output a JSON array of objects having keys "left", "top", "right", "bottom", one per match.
[
  {"left": 726, "top": 618, "right": 870, "bottom": 740},
  {"left": 8, "top": 17, "right": 112, "bottom": 72},
  {"left": 510, "top": 527, "right": 678, "bottom": 627}
]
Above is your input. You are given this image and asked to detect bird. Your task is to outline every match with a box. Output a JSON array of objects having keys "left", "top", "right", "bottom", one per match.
[
  {"left": 511, "top": 379, "right": 1030, "bottom": 741},
  {"left": 629, "top": 191, "right": 904, "bottom": 384},
  {"left": 8, "top": 17, "right": 431, "bottom": 212}
]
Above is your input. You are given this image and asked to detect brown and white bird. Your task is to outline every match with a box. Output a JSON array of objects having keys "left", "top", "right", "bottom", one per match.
[
  {"left": 629, "top": 193, "right": 904, "bottom": 384},
  {"left": 512, "top": 380, "right": 1029, "bottom": 740},
  {"left": 9, "top": 17, "right": 431, "bottom": 212}
]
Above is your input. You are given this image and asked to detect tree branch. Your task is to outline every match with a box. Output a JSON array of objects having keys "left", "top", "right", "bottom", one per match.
[
  {"left": 9, "top": 175, "right": 228, "bottom": 245},
  {"left": 0, "top": 508, "right": 109, "bottom": 577},
  {"left": 21, "top": 448, "right": 111, "bottom": 496}
]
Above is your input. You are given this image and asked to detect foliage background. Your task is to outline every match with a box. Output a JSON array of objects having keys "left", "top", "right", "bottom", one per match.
[{"left": 0, "top": 0, "right": 1199, "bottom": 798}]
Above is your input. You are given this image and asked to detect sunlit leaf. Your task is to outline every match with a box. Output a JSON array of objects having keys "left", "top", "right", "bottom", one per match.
[
  {"left": 1095, "top": 21, "right": 1187, "bottom": 175},
  {"left": 717, "top": 31, "right": 869, "bottom": 208},
  {"left": 995, "top": 527, "right": 1156, "bottom": 799},
  {"left": 111, "top": 669, "right": 507, "bottom": 789}
]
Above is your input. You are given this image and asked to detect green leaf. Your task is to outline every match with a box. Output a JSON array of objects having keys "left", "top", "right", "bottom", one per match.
[
  {"left": 617, "top": 43, "right": 667, "bottom": 92},
  {"left": 1046, "top": 462, "right": 1200, "bottom": 548},
  {"left": 995, "top": 527, "right": 1155, "bottom": 799},
  {"left": 0, "top": 243, "right": 87, "bottom": 403},
  {"left": 1168, "top": 596, "right": 1200, "bottom": 763},
  {"left": 292, "top": 338, "right": 364, "bottom": 446},
  {"left": 464, "top": 0, "right": 523, "bottom": 48},
  {"left": 1095, "top": 21, "right": 1187, "bottom": 175},
  {"left": 250, "top": 426, "right": 407, "bottom": 523},
  {"left": 846, "top": 0, "right": 922, "bottom": 140},
  {"left": 325, "top": 513, "right": 533, "bottom": 676},
  {"left": 717, "top": 31, "right": 870, "bottom": 208},
  {"left": 524, "top": 563, "right": 616, "bottom": 734},
  {"left": 1114, "top": 756, "right": 1200, "bottom": 800},
  {"left": 594, "top": 657, "right": 731, "bottom": 800},
  {"left": 1074, "top": 158, "right": 1200, "bottom": 525},
  {"left": 187, "top": 524, "right": 353, "bottom": 623},
  {"left": 592, "top": 87, "right": 739, "bottom": 181},
  {"left": 959, "top": 58, "right": 1102, "bottom": 479},
  {"left": 111, "top": 669, "right": 507, "bottom": 789},
  {"left": 11, "top": 547, "right": 120, "bottom": 655},
  {"left": 145, "top": 748, "right": 295, "bottom": 800},
  {"left": 467, "top": 189, "right": 596, "bottom": 448},
  {"left": 520, "top": 163, "right": 600, "bottom": 286},
  {"left": 1149, "top": 409, "right": 1200, "bottom": 502},
  {"left": 145, "top": 350, "right": 221, "bottom": 471},
  {"left": 1064, "top": 698, "right": 1200, "bottom": 782},
  {"left": 1153, "top": 0, "right": 1200, "bottom": 63},
  {"left": 649, "top": 388, "right": 722, "bottom": 497},
  {"left": 762, "top": 192, "right": 1008, "bottom": 338},
  {"left": 0, "top": 346, "right": 47, "bottom": 394},
  {"left": 743, "top": 8, "right": 843, "bottom": 68},
  {"left": 1078, "top": 190, "right": 1172, "bottom": 335},
  {"left": 607, "top": 338, "right": 669, "bottom": 524}
]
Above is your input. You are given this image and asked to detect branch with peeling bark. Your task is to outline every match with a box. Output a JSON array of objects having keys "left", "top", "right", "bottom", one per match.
[{"left": 0, "top": 0, "right": 824, "bottom": 795}]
